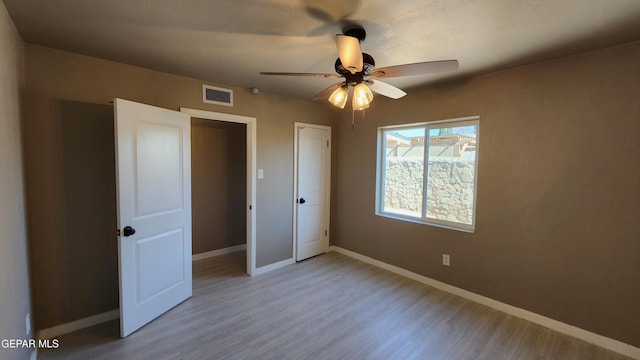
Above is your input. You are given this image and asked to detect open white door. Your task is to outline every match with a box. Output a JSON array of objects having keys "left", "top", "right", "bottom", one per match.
[
  {"left": 294, "top": 123, "right": 331, "bottom": 261},
  {"left": 114, "top": 98, "right": 192, "bottom": 337}
]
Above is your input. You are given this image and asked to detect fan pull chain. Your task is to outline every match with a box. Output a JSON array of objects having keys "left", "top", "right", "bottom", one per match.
[
  {"left": 351, "top": 109, "right": 367, "bottom": 129},
  {"left": 352, "top": 110, "right": 355, "bottom": 129}
]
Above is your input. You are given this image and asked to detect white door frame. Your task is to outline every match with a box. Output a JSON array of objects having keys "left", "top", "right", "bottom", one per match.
[
  {"left": 292, "top": 122, "right": 331, "bottom": 261},
  {"left": 180, "top": 108, "right": 257, "bottom": 276}
]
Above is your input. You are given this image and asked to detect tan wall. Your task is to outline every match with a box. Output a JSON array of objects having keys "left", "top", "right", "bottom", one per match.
[
  {"left": 0, "top": 2, "right": 32, "bottom": 360},
  {"left": 23, "top": 44, "right": 335, "bottom": 330},
  {"left": 60, "top": 101, "right": 119, "bottom": 321},
  {"left": 192, "top": 118, "right": 246, "bottom": 254},
  {"left": 333, "top": 42, "right": 640, "bottom": 347}
]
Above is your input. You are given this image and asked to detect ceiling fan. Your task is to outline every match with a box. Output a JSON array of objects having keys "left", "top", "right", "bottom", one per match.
[{"left": 260, "top": 26, "right": 459, "bottom": 110}]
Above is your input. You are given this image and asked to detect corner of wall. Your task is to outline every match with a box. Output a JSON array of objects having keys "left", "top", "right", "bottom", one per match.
[{"left": 0, "top": 2, "right": 34, "bottom": 360}]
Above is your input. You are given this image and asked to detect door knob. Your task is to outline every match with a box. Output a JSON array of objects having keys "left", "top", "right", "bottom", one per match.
[
  {"left": 299, "top": 197, "right": 306, "bottom": 204},
  {"left": 123, "top": 226, "right": 136, "bottom": 237}
]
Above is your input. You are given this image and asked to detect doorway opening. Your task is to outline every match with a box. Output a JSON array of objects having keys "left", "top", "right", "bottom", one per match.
[
  {"left": 181, "top": 108, "right": 257, "bottom": 275},
  {"left": 191, "top": 118, "right": 246, "bottom": 264}
]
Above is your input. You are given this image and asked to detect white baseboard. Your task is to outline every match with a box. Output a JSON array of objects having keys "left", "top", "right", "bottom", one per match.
[
  {"left": 192, "top": 244, "right": 246, "bottom": 262},
  {"left": 36, "top": 309, "right": 119, "bottom": 340},
  {"left": 328, "top": 245, "right": 640, "bottom": 359},
  {"left": 254, "top": 258, "right": 295, "bottom": 276}
]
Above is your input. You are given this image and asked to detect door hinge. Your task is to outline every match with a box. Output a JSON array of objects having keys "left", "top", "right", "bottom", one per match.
[
  {"left": 249, "top": 205, "right": 252, "bottom": 210},
  {"left": 325, "top": 229, "right": 328, "bottom": 236},
  {"left": 326, "top": 140, "right": 330, "bottom": 148},
  {"left": 116, "top": 229, "right": 120, "bottom": 236}
]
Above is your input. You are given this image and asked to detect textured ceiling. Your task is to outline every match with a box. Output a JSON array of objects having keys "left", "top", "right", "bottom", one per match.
[{"left": 4, "top": 0, "right": 640, "bottom": 100}]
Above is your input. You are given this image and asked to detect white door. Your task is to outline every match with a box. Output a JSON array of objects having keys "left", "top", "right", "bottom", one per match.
[
  {"left": 114, "top": 98, "right": 192, "bottom": 337},
  {"left": 295, "top": 123, "right": 331, "bottom": 261}
]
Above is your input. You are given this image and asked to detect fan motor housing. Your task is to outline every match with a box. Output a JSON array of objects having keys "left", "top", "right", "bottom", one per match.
[
  {"left": 335, "top": 53, "right": 375, "bottom": 79},
  {"left": 344, "top": 26, "right": 366, "bottom": 42}
]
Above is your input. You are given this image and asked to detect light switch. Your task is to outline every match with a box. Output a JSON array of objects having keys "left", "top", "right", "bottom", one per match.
[{"left": 258, "top": 169, "right": 264, "bottom": 179}]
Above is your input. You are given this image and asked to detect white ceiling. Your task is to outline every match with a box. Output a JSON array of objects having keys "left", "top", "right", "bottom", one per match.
[{"left": 4, "top": 0, "right": 640, "bottom": 100}]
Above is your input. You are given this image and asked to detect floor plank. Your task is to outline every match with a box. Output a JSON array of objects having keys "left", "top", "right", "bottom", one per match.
[{"left": 39, "top": 251, "right": 632, "bottom": 360}]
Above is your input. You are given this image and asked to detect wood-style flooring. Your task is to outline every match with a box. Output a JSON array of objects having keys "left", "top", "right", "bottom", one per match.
[{"left": 39, "top": 251, "right": 632, "bottom": 360}]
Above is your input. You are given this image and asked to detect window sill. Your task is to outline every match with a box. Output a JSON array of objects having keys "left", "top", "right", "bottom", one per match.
[{"left": 375, "top": 212, "right": 475, "bottom": 233}]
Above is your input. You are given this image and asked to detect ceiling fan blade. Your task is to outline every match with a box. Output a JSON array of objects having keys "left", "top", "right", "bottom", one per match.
[
  {"left": 312, "top": 81, "right": 345, "bottom": 100},
  {"left": 336, "top": 35, "right": 363, "bottom": 74},
  {"left": 365, "top": 79, "right": 407, "bottom": 99},
  {"left": 370, "top": 60, "right": 459, "bottom": 78},
  {"left": 260, "top": 72, "right": 342, "bottom": 79}
]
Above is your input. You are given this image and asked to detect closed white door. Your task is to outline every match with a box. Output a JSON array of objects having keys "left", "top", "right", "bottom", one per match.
[
  {"left": 295, "top": 124, "right": 331, "bottom": 261},
  {"left": 114, "top": 98, "right": 192, "bottom": 337}
]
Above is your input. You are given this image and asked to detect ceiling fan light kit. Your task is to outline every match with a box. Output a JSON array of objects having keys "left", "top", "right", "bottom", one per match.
[
  {"left": 352, "top": 82, "right": 373, "bottom": 110},
  {"left": 328, "top": 85, "right": 348, "bottom": 109},
  {"left": 260, "top": 25, "right": 459, "bottom": 112}
]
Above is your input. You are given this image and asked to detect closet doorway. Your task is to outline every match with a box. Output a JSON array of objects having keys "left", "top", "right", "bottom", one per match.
[{"left": 182, "top": 108, "right": 257, "bottom": 275}]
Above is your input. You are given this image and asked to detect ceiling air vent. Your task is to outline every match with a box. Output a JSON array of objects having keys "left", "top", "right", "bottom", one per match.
[{"left": 202, "top": 84, "right": 233, "bottom": 107}]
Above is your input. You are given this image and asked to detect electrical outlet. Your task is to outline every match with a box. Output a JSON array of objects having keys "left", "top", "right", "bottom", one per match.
[
  {"left": 26, "top": 313, "right": 31, "bottom": 335},
  {"left": 442, "top": 254, "right": 451, "bottom": 266}
]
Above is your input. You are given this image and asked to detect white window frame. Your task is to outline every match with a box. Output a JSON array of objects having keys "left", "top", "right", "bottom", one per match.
[{"left": 375, "top": 116, "right": 480, "bottom": 232}]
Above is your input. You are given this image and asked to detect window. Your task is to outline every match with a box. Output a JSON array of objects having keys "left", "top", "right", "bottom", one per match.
[{"left": 376, "top": 116, "right": 479, "bottom": 232}]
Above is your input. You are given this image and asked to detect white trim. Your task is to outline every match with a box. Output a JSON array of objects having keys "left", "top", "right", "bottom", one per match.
[
  {"left": 254, "top": 258, "right": 295, "bottom": 276},
  {"left": 180, "top": 108, "right": 257, "bottom": 277},
  {"left": 328, "top": 246, "right": 640, "bottom": 360},
  {"left": 192, "top": 244, "right": 247, "bottom": 262},
  {"left": 380, "top": 115, "right": 480, "bottom": 130},
  {"left": 293, "top": 122, "right": 332, "bottom": 262},
  {"left": 292, "top": 124, "right": 299, "bottom": 261},
  {"left": 182, "top": 108, "right": 252, "bottom": 124},
  {"left": 36, "top": 309, "right": 119, "bottom": 340},
  {"left": 375, "top": 212, "right": 475, "bottom": 233}
]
